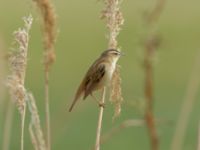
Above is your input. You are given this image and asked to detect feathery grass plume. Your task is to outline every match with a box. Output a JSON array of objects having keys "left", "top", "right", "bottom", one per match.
[
  {"left": 101, "top": 0, "right": 124, "bottom": 49},
  {"left": 141, "top": 0, "right": 165, "bottom": 150},
  {"left": 31, "top": 0, "right": 57, "bottom": 149},
  {"left": 27, "top": 93, "right": 46, "bottom": 150},
  {"left": 6, "top": 15, "right": 33, "bottom": 150},
  {"left": 32, "top": 0, "right": 56, "bottom": 70},
  {"left": 101, "top": 0, "right": 124, "bottom": 119}
]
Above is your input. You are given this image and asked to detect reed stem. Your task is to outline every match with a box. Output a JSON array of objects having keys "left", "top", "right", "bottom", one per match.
[{"left": 95, "top": 87, "right": 106, "bottom": 150}]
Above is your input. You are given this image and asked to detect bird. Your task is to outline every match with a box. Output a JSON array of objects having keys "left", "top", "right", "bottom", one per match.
[{"left": 68, "top": 49, "right": 122, "bottom": 112}]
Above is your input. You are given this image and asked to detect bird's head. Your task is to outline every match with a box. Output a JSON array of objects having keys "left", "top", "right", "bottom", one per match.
[{"left": 101, "top": 49, "right": 123, "bottom": 61}]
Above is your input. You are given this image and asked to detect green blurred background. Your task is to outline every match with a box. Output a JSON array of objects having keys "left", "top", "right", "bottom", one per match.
[{"left": 0, "top": 0, "right": 200, "bottom": 150}]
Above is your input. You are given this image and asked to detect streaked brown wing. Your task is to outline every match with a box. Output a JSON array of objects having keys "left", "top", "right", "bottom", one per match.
[
  {"left": 83, "top": 64, "right": 105, "bottom": 99},
  {"left": 69, "top": 57, "right": 105, "bottom": 112}
]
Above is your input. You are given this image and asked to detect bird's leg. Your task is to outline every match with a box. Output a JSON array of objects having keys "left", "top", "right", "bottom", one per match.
[{"left": 90, "top": 94, "right": 105, "bottom": 108}]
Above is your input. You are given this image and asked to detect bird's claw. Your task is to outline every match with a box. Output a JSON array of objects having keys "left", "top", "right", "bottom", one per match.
[{"left": 98, "top": 102, "right": 105, "bottom": 108}]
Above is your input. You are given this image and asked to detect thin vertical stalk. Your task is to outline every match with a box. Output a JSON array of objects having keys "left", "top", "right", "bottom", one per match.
[
  {"left": 2, "top": 101, "right": 14, "bottom": 150},
  {"left": 45, "top": 71, "right": 50, "bottom": 150},
  {"left": 21, "top": 105, "right": 26, "bottom": 150},
  {"left": 198, "top": 121, "right": 200, "bottom": 150},
  {"left": 95, "top": 87, "right": 106, "bottom": 150},
  {"left": 144, "top": 41, "right": 159, "bottom": 150},
  {"left": 171, "top": 51, "right": 200, "bottom": 150}
]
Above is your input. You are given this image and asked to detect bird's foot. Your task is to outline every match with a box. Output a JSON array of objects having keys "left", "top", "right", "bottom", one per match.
[{"left": 98, "top": 102, "right": 106, "bottom": 108}]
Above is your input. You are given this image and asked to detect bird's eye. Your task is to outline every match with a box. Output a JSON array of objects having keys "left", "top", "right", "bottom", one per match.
[{"left": 113, "top": 52, "right": 118, "bottom": 55}]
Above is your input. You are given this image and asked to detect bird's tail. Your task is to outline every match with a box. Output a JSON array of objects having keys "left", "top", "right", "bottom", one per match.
[
  {"left": 68, "top": 98, "right": 78, "bottom": 112},
  {"left": 68, "top": 84, "right": 84, "bottom": 112}
]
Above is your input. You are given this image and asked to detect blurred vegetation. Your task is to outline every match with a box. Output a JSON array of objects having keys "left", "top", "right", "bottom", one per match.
[{"left": 0, "top": 0, "right": 200, "bottom": 150}]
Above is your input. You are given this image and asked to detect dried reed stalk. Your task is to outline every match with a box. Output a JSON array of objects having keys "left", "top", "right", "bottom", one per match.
[
  {"left": 101, "top": 0, "right": 124, "bottom": 119},
  {"left": 6, "top": 15, "right": 33, "bottom": 150},
  {"left": 31, "top": 0, "right": 57, "bottom": 149},
  {"left": 142, "top": 0, "right": 165, "bottom": 150},
  {"left": 27, "top": 93, "right": 46, "bottom": 150},
  {"left": 170, "top": 50, "right": 200, "bottom": 150},
  {"left": 0, "top": 37, "right": 6, "bottom": 107},
  {"left": 94, "top": 1, "right": 124, "bottom": 150},
  {"left": 95, "top": 87, "right": 106, "bottom": 150}
]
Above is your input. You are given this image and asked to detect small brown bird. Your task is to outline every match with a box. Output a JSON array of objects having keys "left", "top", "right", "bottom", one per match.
[{"left": 69, "top": 49, "right": 122, "bottom": 112}]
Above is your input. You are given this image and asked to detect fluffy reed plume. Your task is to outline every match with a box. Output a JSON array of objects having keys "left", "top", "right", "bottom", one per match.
[
  {"left": 6, "top": 15, "right": 33, "bottom": 150},
  {"left": 27, "top": 93, "right": 46, "bottom": 150},
  {"left": 101, "top": 0, "right": 124, "bottom": 119},
  {"left": 31, "top": 0, "right": 57, "bottom": 149},
  {"left": 32, "top": 0, "right": 56, "bottom": 69},
  {"left": 170, "top": 50, "right": 200, "bottom": 150},
  {"left": 101, "top": 0, "right": 124, "bottom": 49},
  {"left": 110, "top": 65, "right": 123, "bottom": 119},
  {"left": 94, "top": 1, "right": 124, "bottom": 150},
  {"left": 142, "top": 0, "right": 165, "bottom": 150}
]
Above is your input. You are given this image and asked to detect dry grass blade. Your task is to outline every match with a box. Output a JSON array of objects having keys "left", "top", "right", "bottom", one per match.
[
  {"left": 6, "top": 15, "right": 33, "bottom": 150},
  {"left": 31, "top": 1, "right": 57, "bottom": 149}
]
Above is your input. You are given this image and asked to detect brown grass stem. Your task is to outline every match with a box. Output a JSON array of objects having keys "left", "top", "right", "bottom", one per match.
[
  {"left": 45, "top": 71, "right": 50, "bottom": 150},
  {"left": 144, "top": 40, "right": 159, "bottom": 150},
  {"left": 142, "top": 0, "right": 165, "bottom": 150},
  {"left": 2, "top": 100, "right": 14, "bottom": 150},
  {"left": 31, "top": 1, "right": 57, "bottom": 149},
  {"left": 95, "top": 87, "right": 106, "bottom": 150},
  {"left": 170, "top": 50, "right": 200, "bottom": 150}
]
